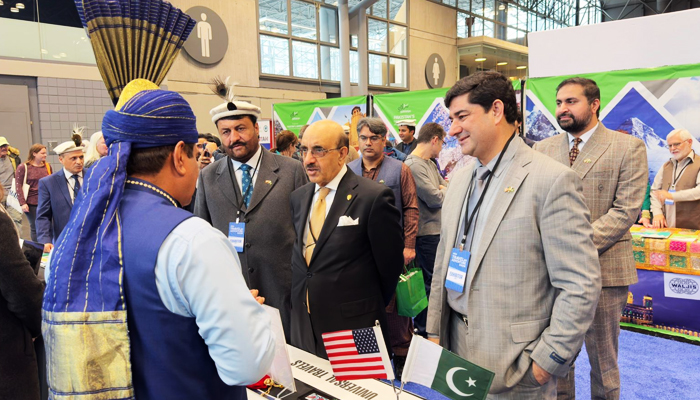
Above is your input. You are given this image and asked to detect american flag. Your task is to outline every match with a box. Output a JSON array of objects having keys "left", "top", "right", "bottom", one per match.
[{"left": 321, "top": 326, "right": 395, "bottom": 381}]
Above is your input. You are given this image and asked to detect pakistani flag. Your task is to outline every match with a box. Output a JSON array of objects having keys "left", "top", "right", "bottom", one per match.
[{"left": 402, "top": 336, "right": 494, "bottom": 400}]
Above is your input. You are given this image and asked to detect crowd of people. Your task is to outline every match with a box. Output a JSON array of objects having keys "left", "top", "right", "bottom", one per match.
[{"left": 1, "top": 71, "right": 699, "bottom": 400}]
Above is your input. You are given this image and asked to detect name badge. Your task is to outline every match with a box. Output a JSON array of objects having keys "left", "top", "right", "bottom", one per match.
[
  {"left": 665, "top": 189, "right": 676, "bottom": 205},
  {"left": 228, "top": 222, "right": 245, "bottom": 252},
  {"left": 445, "top": 248, "right": 470, "bottom": 293}
]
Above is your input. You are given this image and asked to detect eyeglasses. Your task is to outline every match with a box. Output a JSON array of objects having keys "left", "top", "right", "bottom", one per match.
[
  {"left": 299, "top": 146, "right": 342, "bottom": 158},
  {"left": 358, "top": 135, "right": 383, "bottom": 143},
  {"left": 665, "top": 141, "right": 688, "bottom": 149}
]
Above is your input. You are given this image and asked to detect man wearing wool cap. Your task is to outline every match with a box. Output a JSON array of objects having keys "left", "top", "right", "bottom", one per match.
[{"left": 195, "top": 91, "right": 308, "bottom": 342}]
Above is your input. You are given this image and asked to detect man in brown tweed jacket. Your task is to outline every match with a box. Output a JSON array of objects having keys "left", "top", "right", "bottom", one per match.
[{"left": 534, "top": 77, "right": 648, "bottom": 400}]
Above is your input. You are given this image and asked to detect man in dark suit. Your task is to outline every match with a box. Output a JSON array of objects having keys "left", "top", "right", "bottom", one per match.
[
  {"left": 195, "top": 99, "right": 307, "bottom": 340},
  {"left": 289, "top": 120, "right": 404, "bottom": 358},
  {"left": 37, "top": 141, "right": 84, "bottom": 250}
]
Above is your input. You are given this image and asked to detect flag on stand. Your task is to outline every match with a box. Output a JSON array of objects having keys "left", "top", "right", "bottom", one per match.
[
  {"left": 402, "top": 335, "right": 494, "bottom": 400},
  {"left": 321, "top": 326, "right": 394, "bottom": 381}
]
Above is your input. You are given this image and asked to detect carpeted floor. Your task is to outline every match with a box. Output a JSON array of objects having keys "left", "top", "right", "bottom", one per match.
[{"left": 396, "top": 329, "right": 700, "bottom": 400}]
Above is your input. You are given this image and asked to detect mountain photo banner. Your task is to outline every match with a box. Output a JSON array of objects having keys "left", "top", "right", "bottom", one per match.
[{"left": 525, "top": 62, "right": 700, "bottom": 184}]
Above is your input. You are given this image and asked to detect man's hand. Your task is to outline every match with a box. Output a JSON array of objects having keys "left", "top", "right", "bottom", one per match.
[
  {"left": 250, "top": 289, "right": 265, "bottom": 305},
  {"left": 652, "top": 215, "right": 667, "bottom": 229},
  {"left": 21, "top": 204, "right": 29, "bottom": 213},
  {"left": 638, "top": 217, "right": 652, "bottom": 228},
  {"left": 427, "top": 336, "right": 440, "bottom": 345},
  {"left": 44, "top": 243, "right": 54, "bottom": 253},
  {"left": 653, "top": 190, "right": 673, "bottom": 203},
  {"left": 198, "top": 155, "right": 212, "bottom": 170},
  {"left": 403, "top": 248, "right": 416, "bottom": 265},
  {"left": 532, "top": 362, "right": 552, "bottom": 386},
  {"left": 439, "top": 185, "right": 446, "bottom": 190}
]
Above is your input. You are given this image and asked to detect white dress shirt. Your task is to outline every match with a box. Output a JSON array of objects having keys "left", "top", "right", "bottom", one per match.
[
  {"left": 45, "top": 216, "right": 277, "bottom": 385},
  {"left": 230, "top": 146, "right": 262, "bottom": 196},
  {"left": 567, "top": 123, "right": 598, "bottom": 152},
  {"left": 650, "top": 150, "right": 700, "bottom": 227},
  {"left": 62, "top": 168, "right": 83, "bottom": 202},
  {"left": 302, "top": 164, "right": 347, "bottom": 250}
]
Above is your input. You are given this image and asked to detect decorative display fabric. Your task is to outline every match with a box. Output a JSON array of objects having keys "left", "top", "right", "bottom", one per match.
[
  {"left": 74, "top": 0, "right": 196, "bottom": 105},
  {"left": 632, "top": 227, "right": 700, "bottom": 276}
]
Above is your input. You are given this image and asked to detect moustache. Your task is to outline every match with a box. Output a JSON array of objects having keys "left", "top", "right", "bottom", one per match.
[
  {"left": 228, "top": 141, "right": 246, "bottom": 149},
  {"left": 557, "top": 113, "right": 573, "bottom": 119}
]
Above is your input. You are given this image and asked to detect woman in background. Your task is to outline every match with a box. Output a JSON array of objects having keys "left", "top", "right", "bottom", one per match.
[
  {"left": 273, "top": 130, "right": 300, "bottom": 159},
  {"left": 83, "top": 131, "right": 108, "bottom": 168},
  {"left": 15, "top": 144, "right": 51, "bottom": 241},
  {"left": 0, "top": 184, "right": 45, "bottom": 400}
]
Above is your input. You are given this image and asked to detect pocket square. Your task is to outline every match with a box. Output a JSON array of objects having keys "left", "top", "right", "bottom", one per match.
[{"left": 337, "top": 215, "right": 359, "bottom": 227}]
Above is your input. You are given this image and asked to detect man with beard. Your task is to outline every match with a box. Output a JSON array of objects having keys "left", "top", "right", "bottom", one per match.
[
  {"left": 533, "top": 77, "right": 647, "bottom": 400},
  {"left": 195, "top": 99, "right": 308, "bottom": 340}
]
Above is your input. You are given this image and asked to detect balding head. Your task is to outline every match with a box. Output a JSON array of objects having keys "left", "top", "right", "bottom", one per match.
[{"left": 301, "top": 120, "right": 349, "bottom": 186}]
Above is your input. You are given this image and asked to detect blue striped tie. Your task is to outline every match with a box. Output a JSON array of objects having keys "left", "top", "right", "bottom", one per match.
[{"left": 240, "top": 164, "right": 253, "bottom": 207}]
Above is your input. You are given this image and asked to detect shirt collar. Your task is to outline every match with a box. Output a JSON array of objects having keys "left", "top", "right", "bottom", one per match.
[
  {"left": 315, "top": 164, "right": 347, "bottom": 193},
  {"left": 362, "top": 154, "right": 385, "bottom": 172},
  {"left": 63, "top": 168, "right": 83, "bottom": 179},
  {"left": 230, "top": 145, "right": 262, "bottom": 171},
  {"left": 567, "top": 122, "right": 598, "bottom": 146},
  {"left": 478, "top": 135, "right": 522, "bottom": 178}
]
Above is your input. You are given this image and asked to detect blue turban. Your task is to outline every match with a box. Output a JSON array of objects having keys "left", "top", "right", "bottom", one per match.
[{"left": 42, "top": 88, "right": 197, "bottom": 398}]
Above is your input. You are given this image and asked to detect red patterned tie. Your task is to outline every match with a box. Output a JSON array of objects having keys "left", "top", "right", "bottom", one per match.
[{"left": 569, "top": 138, "right": 582, "bottom": 166}]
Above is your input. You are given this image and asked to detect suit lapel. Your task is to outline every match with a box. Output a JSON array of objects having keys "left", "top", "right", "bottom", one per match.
[
  {"left": 247, "top": 150, "right": 278, "bottom": 213},
  {"left": 215, "top": 158, "right": 244, "bottom": 212},
  {"left": 466, "top": 143, "right": 531, "bottom": 290},
  {"left": 297, "top": 184, "right": 315, "bottom": 254},
  {"left": 557, "top": 133, "right": 571, "bottom": 166},
  {"left": 56, "top": 172, "right": 73, "bottom": 205},
  {"left": 309, "top": 171, "right": 358, "bottom": 266},
  {"left": 571, "top": 125, "right": 610, "bottom": 178}
]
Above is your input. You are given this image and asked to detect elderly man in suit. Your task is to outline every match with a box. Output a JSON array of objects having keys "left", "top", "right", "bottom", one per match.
[
  {"left": 533, "top": 77, "right": 647, "bottom": 400},
  {"left": 36, "top": 141, "right": 85, "bottom": 250},
  {"left": 426, "top": 72, "right": 601, "bottom": 400},
  {"left": 289, "top": 120, "right": 404, "bottom": 358},
  {"left": 195, "top": 99, "right": 307, "bottom": 340}
]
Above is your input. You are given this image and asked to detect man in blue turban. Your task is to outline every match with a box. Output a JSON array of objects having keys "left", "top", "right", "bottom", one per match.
[{"left": 43, "top": 80, "right": 275, "bottom": 400}]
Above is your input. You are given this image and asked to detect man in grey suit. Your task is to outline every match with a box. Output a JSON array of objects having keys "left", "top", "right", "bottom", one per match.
[
  {"left": 195, "top": 99, "right": 308, "bottom": 340},
  {"left": 533, "top": 77, "right": 648, "bottom": 400},
  {"left": 426, "top": 72, "right": 601, "bottom": 399}
]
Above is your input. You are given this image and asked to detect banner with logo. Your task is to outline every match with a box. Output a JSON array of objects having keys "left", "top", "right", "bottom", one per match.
[
  {"left": 273, "top": 96, "right": 367, "bottom": 135},
  {"left": 623, "top": 269, "right": 700, "bottom": 339},
  {"left": 525, "top": 63, "right": 700, "bottom": 184}
]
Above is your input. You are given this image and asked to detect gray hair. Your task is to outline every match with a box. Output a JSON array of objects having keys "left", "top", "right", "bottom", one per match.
[
  {"left": 357, "top": 117, "right": 387, "bottom": 137},
  {"left": 668, "top": 129, "right": 693, "bottom": 142}
]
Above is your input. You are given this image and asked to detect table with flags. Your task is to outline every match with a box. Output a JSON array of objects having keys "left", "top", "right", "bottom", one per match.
[{"left": 249, "top": 320, "right": 495, "bottom": 399}]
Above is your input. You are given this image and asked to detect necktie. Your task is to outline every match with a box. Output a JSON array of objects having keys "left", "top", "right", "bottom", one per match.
[
  {"left": 462, "top": 165, "right": 491, "bottom": 252},
  {"left": 240, "top": 164, "right": 253, "bottom": 207},
  {"left": 72, "top": 174, "right": 81, "bottom": 200},
  {"left": 305, "top": 187, "right": 330, "bottom": 266},
  {"left": 569, "top": 138, "right": 583, "bottom": 166}
]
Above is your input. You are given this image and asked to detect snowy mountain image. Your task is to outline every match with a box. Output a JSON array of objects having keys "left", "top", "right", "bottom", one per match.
[
  {"left": 525, "top": 95, "right": 558, "bottom": 142},
  {"left": 601, "top": 84, "right": 678, "bottom": 184},
  {"left": 422, "top": 100, "right": 475, "bottom": 179}
]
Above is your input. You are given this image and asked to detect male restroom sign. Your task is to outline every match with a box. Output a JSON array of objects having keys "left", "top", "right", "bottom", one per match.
[{"left": 184, "top": 6, "right": 228, "bottom": 64}]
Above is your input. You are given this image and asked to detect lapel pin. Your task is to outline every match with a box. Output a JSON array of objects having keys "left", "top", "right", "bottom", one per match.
[
  {"left": 584, "top": 159, "right": 592, "bottom": 163},
  {"left": 379, "top": 179, "right": 385, "bottom": 184},
  {"left": 347, "top": 194, "right": 352, "bottom": 201},
  {"left": 504, "top": 186, "right": 514, "bottom": 193},
  {"left": 265, "top": 180, "right": 272, "bottom": 185}
]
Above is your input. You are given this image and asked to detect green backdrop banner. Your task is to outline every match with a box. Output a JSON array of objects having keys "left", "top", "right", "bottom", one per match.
[{"left": 273, "top": 96, "right": 367, "bottom": 134}]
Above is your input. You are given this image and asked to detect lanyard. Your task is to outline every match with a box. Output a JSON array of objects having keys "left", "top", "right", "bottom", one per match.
[
  {"left": 227, "top": 146, "right": 263, "bottom": 222},
  {"left": 460, "top": 132, "right": 516, "bottom": 251},
  {"left": 671, "top": 158, "right": 692, "bottom": 188}
]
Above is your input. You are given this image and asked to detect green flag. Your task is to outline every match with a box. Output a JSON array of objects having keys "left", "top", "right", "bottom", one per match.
[{"left": 402, "top": 336, "right": 494, "bottom": 400}]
